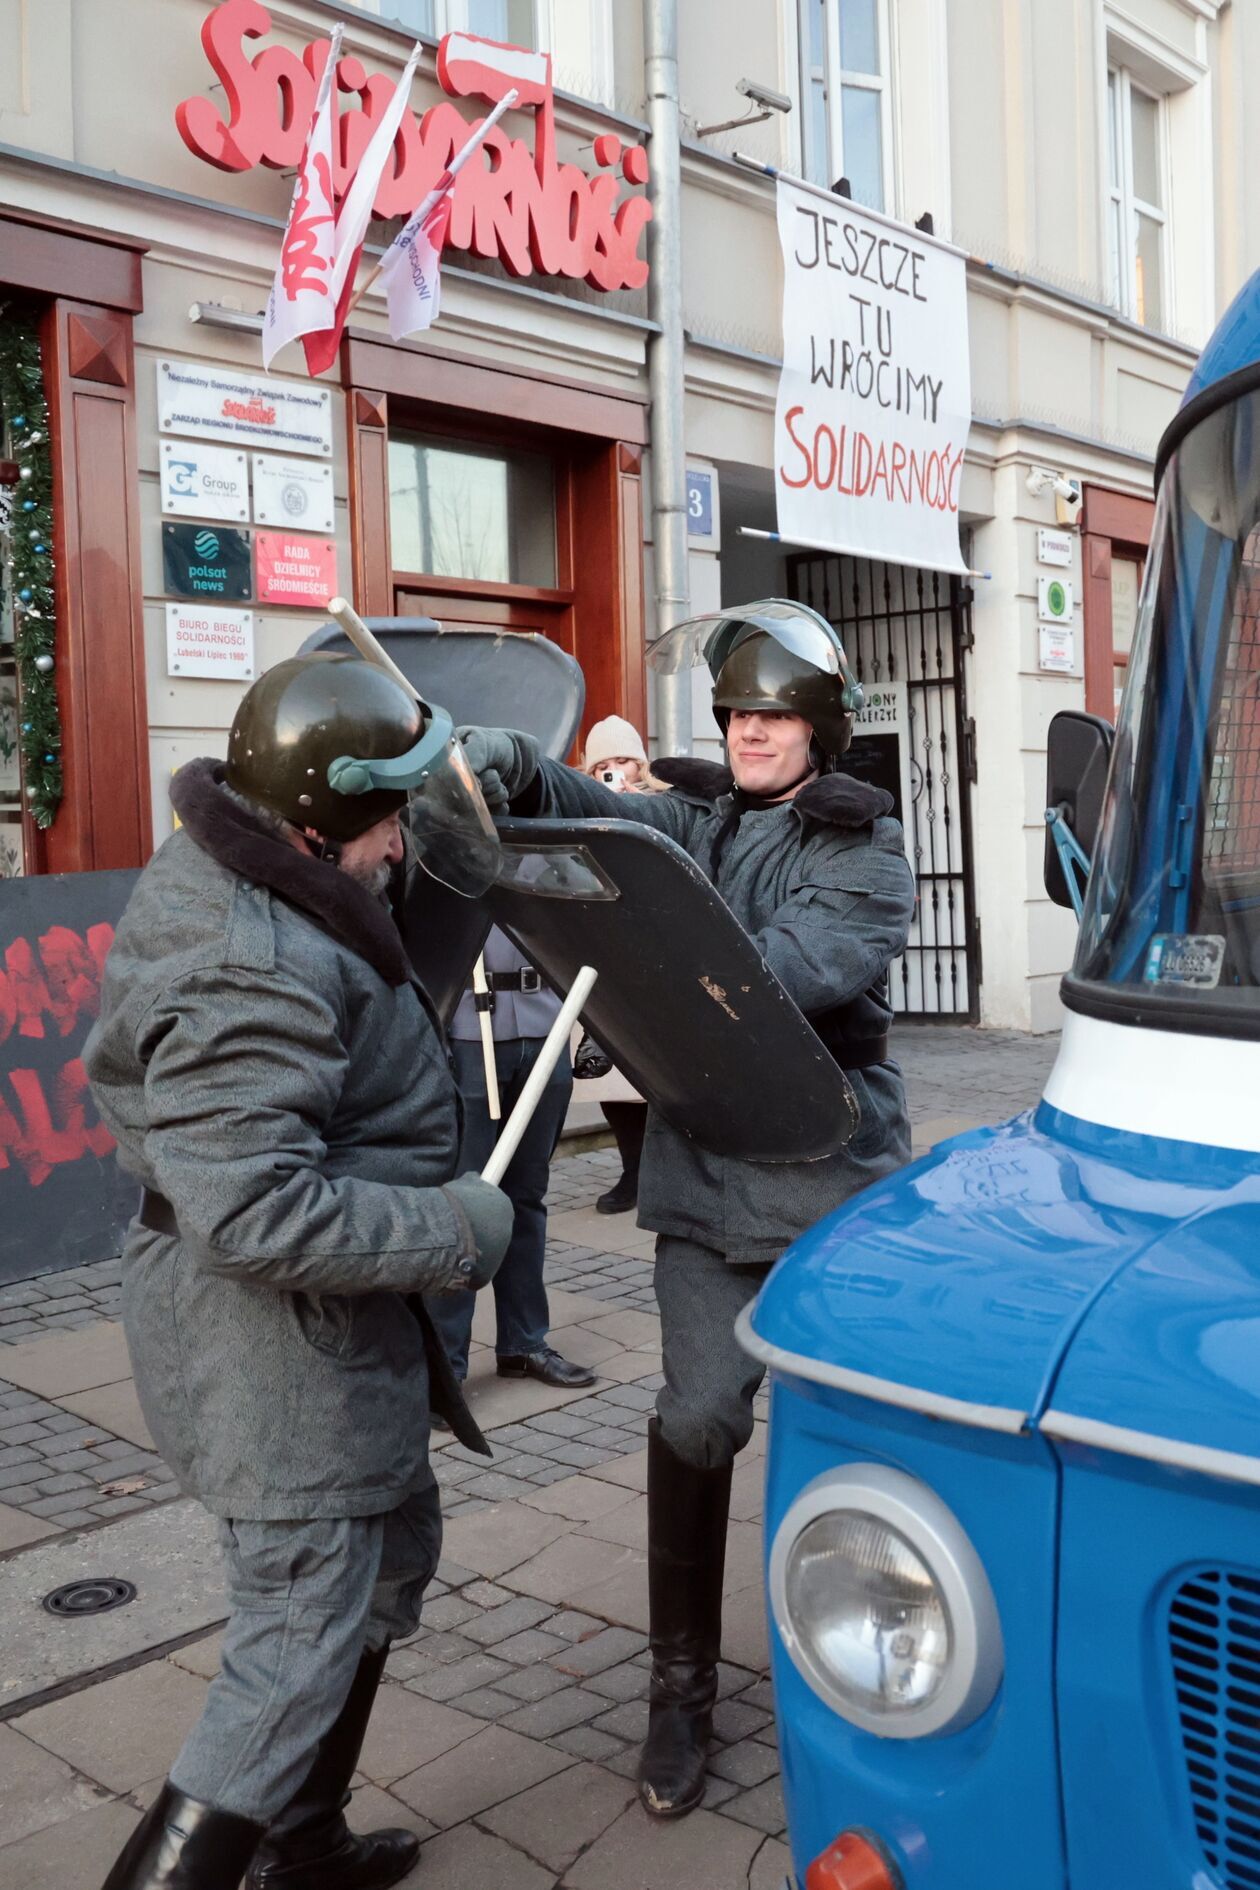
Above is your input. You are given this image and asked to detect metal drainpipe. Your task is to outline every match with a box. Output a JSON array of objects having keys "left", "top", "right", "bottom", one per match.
[{"left": 644, "top": 0, "right": 692, "bottom": 756}]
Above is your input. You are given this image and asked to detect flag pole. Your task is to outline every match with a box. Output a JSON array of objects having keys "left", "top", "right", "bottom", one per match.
[
  {"left": 345, "top": 86, "right": 519, "bottom": 318},
  {"left": 327, "top": 595, "right": 501, "bottom": 1121}
]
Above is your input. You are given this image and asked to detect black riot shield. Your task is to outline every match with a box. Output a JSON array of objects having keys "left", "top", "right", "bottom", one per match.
[
  {"left": 440, "top": 817, "right": 859, "bottom": 1164},
  {"left": 302, "top": 616, "right": 586, "bottom": 1009}
]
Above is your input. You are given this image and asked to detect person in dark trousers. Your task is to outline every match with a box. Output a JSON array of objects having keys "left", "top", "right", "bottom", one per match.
[
  {"left": 85, "top": 655, "right": 513, "bottom": 1890},
  {"left": 457, "top": 601, "right": 915, "bottom": 1819},
  {"left": 427, "top": 924, "right": 595, "bottom": 1390}
]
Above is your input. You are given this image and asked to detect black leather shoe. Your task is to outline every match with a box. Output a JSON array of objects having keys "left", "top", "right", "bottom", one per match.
[
  {"left": 595, "top": 1175, "right": 638, "bottom": 1215},
  {"left": 496, "top": 1348, "right": 596, "bottom": 1388},
  {"left": 246, "top": 1646, "right": 419, "bottom": 1890},
  {"left": 101, "top": 1784, "right": 262, "bottom": 1887},
  {"left": 637, "top": 1420, "right": 733, "bottom": 1820}
]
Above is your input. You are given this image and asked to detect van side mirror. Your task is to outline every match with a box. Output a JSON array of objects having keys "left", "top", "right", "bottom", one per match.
[{"left": 1044, "top": 710, "right": 1114, "bottom": 912}]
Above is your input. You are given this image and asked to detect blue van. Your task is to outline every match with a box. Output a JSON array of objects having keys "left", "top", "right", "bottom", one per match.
[{"left": 741, "top": 269, "right": 1260, "bottom": 1890}]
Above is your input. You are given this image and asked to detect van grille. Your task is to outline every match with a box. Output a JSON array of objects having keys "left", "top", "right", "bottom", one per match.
[{"left": 1170, "top": 1569, "right": 1260, "bottom": 1888}]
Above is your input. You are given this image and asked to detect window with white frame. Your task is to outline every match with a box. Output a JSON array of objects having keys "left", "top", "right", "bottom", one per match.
[
  {"left": 797, "top": 0, "right": 894, "bottom": 212},
  {"left": 1107, "top": 66, "right": 1168, "bottom": 331},
  {"left": 341, "top": 0, "right": 541, "bottom": 45}
]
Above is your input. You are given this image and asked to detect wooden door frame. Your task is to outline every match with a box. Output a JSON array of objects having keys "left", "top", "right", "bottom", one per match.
[
  {"left": 1081, "top": 484, "right": 1156, "bottom": 722},
  {"left": 1, "top": 210, "right": 151, "bottom": 873},
  {"left": 343, "top": 329, "right": 647, "bottom": 743}
]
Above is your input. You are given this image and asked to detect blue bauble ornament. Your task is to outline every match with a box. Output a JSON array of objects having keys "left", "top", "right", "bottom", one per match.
[
  {"left": 11, "top": 417, "right": 25, "bottom": 430},
  {"left": 33, "top": 544, "right": 46, "bottom": 554},
  {"left": 21, "top": 723, "right": 31, "bottom": 733},
  {"left": 44, "top": 754, "right": 54, "bottom": 764},
  {"left": 22, "top": 500, "right": 35, "bottom": 512},
  {"left": 18, "top": 588, "right": 31, "bottom": 602}
]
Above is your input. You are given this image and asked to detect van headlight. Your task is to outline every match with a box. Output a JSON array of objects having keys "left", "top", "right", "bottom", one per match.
[{"left": 769, "top": 1464, "right": 1003, "bottom": 1738}]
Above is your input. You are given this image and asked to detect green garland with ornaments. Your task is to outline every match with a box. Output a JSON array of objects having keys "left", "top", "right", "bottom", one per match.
[{"left": 0, "top": 304, "right": 62, "bottom": 828}]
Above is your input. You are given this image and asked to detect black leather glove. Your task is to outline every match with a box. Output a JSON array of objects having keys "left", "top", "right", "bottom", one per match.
[
  {"left": 441, "top": 1174, "right": 514, "bottom": 1289},
  {"left": 456, "top": 727, "right": 541, "bottom": 812}
]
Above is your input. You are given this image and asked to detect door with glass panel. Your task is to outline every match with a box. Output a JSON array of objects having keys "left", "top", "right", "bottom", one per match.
[{"left": 388, "top": 426, "right": 576, "bottom": 663}]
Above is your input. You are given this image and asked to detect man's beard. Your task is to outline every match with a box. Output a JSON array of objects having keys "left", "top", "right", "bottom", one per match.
[{"left": 342, "top": 859, "right": 393, "bottom": 898}]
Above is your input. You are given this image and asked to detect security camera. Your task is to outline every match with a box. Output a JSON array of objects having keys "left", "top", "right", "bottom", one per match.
[
  {"left": 1054, "top": 478, "right": 1083, "bottom": 527},
  {"left": 736, "top": 78, "right": 792, "bottom": 115},
  {"left": 1052, "top": 477, "right": 1079, "bottom": 503}
]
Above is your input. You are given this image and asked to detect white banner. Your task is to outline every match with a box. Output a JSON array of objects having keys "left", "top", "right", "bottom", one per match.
[
  {"left": 774, "top": 179, "right": 971, "bottom": 576},
  {"left": 158, "top": 360, "right": 333, "bottom": 458}
]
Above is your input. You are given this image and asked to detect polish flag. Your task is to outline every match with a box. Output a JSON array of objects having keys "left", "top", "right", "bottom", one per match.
[
  {"left": 376, "top": 87, "right": 517, "bottom": 343},
  {"left": 261, "top": 25, "right": 342, "bottom": 372},
  {"left": 301, "top": 40, "right": 424, "bottom": 377}
]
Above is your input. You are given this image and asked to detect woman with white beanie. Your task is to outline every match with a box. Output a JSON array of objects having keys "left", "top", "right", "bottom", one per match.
[{"left": 574, "top": 716, "right": 660, "bottom": 1212}]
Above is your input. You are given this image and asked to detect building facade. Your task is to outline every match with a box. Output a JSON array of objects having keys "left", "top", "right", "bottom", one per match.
[{"left": 0, "top": 0, "right": 1255, "bottom": 1031}]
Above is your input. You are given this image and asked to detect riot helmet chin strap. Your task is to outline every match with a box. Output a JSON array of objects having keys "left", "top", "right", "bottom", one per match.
[{"left": 292, "top": 824, "right": 343, "bottom": 868}]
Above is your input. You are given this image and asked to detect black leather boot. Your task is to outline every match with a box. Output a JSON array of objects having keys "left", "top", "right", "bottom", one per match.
[
  {"left": 637, "top": 1419, "right": 733, "bottom": 1819},
  {"left": 245, "top": 1645, "right": 419, "bottom": 1889},
  {"left": 100, "top": 1784, "right": 262, "bottom": 1888}
]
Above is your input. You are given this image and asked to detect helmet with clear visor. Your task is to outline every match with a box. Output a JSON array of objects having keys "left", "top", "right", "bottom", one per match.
[
  {"left": 226, "top": 654, "right": 500, "bottom": 897},
  {"left": 648, "top": 599, "right": 865, "bottom": 759}
]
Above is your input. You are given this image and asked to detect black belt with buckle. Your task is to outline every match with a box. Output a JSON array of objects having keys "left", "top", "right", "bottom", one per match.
[{"left": 487, "top": 969, "right": 543, "bottom": 994}]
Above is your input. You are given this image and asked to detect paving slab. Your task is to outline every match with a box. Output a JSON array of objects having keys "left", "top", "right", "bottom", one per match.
[
  {"left": 0, "top": 1795, "right": 141, "bottom": 1890},
  {"left": 563, "top": 1553, "right": 650, "bottom": 1635},
  {"left": 562, "top": 1801, "right": 762, "bottom": 1889},
  {"left": 481, "top": 1759, "right": 637, "bottom": 1874},
  {"left": 355, "top": 1684, "right": 482, "bottom": 1787},
  {"left": 0, "top": 1324, "right": 132, "bottom": 1400},
  {"left": 0, "top": 1500, "right": 62, "bottom": 1552},
  {"left": 0, "top": 1499, "right": 224, "bottom": 1710},
  {"left": 749, "top": 1835, "right": 795, "bottom": 1889},
  {"left": 506, "top": 1535, "right": 645, "bottom": 1608},
  {"left": 392, "top": 1723, "right": 573, "bottom": 1830},
  {"left": 0, "top": 1721, "right": 113, "bottom": 1848},
  {"left": 586, "top": 1448, "right": 650, "bottom": 1493},
  {"left": 579, "top": 1497, "right": 647, "bottom": 1552},
  {"left": 439, "top": 1502, "right": 569, "bottom": 1581},
  {"left": 460, "top": 1369, "right": 612, "bottom": 1432},
  {"left": 57, "top": 1381, "right": 154, "bottom": 1450},
  {"left": 414, "top": 1823, "right": 555, "bottom": 1890},
  {"left": 15, "top": 1659, "right": 208, "bottom": 1793},
  {"left": 521, "top": 1474, "right": 638, "bottom": 1523}
]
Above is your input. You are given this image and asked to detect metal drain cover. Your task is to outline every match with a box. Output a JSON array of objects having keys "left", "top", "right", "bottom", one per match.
[{"left": 42, "top": 1577, "right": 137, "bottom": 1618}]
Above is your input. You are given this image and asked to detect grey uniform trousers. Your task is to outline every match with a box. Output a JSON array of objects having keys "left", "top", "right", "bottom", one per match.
[
  {"left": 169, "top": 1481, "right": 441, "bottom": 1823},
  {"left": 654, "top": 1236, "right": 769, "bottom": 1470}
]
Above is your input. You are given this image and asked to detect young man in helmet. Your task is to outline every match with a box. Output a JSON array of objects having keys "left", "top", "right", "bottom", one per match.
[
  {"left": 458, "top": 601, "right": 915, "bottom": 1819},
  {"left": 86, "top": 654, "right": 514, "bottom": 1890}
]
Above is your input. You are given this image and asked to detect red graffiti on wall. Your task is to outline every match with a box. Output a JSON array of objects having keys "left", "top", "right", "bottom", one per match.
[
  {"left": 0, "top": 923, "right": 117, "bottom": 1186},
  {"left": 175, "top": 0, "right": 651, "bottom": 293}
]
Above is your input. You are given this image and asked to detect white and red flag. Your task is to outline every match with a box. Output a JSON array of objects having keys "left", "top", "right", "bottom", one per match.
[
  {"left": 261, "top": 24, "right": 342, "bottom": 372},
  {"left": 376, "top": 87, "right": 518, "bottom": 342}
]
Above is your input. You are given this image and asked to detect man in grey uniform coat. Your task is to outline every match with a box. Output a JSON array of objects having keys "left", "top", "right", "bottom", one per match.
[
  {"left": 86, "top": 654, "right": 514, "bottom": 1890},
  {"left": 460, "top": 601, "right": 915, "bottom": 1818}
]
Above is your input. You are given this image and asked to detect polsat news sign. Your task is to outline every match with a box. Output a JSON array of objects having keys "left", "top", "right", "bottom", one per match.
[{"left": 177, "top": 0, "right": 651, "bottom": 294}]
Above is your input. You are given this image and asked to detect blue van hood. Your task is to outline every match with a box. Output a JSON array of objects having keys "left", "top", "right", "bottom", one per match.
[{"left": 749, "top": 1105, "right": 1260, "bottom": 1431}]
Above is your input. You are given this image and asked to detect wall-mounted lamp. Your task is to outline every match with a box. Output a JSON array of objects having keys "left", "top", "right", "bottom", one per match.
[{"left": 189, "top": 302, "right": 266, "bottom": 335}]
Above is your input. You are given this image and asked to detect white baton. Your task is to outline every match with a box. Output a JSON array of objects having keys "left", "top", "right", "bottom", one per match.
[{"left": 481, "top": 967, "right": 597, "bottom": 1188}]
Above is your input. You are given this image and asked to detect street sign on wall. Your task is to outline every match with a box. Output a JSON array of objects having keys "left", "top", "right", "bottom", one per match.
[
  {"left": 0, "top": 872, "right": 141, "bottom": 1285},
  {"left": 158, "top": 359, "right": 333, "bottom": 457},
  {"left": 773, "top": 179, "right": 972, "bottom": 577}
]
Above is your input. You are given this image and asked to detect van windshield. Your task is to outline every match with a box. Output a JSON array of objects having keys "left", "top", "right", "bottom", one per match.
[{"left": 1073, "top": 387, "right": 1260, "bottom": 1030}]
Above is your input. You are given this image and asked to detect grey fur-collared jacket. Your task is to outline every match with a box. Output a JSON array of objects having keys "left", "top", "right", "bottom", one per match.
[
  {"left": 84, "top": 761, "right": 486, "bottom": 1521},
  {"left": 517, "top": 751, "right": 916, "bottom": 1263}
]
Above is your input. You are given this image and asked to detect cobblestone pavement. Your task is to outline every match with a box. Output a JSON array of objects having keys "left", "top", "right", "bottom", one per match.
[{"left": 0, "top": 1024, "right": 1055, "bottom": 1887}]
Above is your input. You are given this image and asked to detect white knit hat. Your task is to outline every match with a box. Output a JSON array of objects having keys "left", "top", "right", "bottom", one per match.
[{"left": 582, "top": 715, "right": 648, "bottom": 770}]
